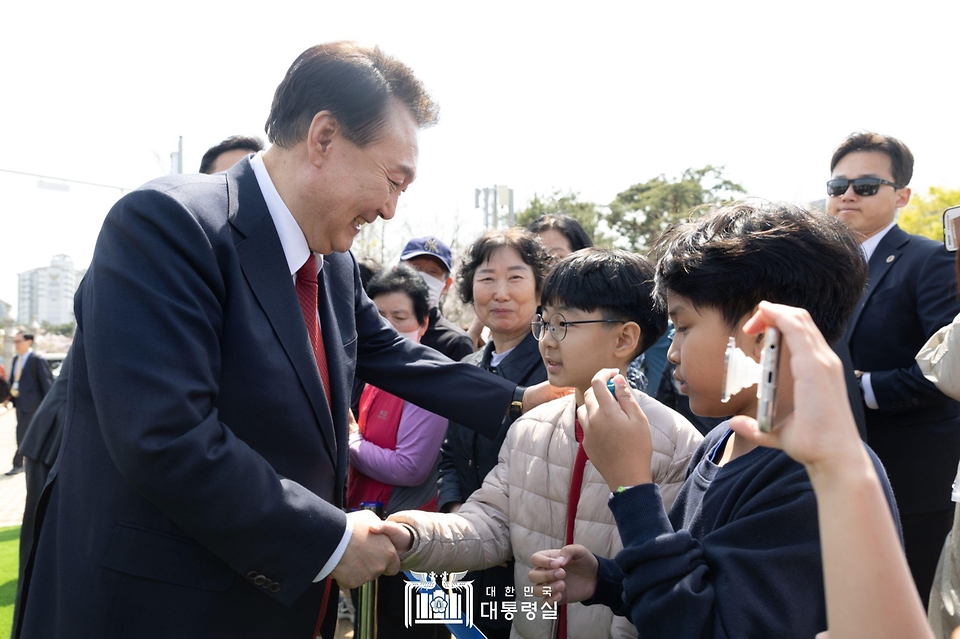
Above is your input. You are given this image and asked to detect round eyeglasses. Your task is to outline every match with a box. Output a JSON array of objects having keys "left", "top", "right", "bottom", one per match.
[{"left": 530, "top": 312, "right": 626, "bottom": 342}]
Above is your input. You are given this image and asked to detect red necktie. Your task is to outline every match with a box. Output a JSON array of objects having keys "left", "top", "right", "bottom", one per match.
[
  {"left": 558, "top": 420, "right": 589, "bottom": 639},
  {"left": 296, "top": 255, "right": 332, "bottom": 406},
  {"left": 298, "top": 255, "right": 336, "bottom": 636}
]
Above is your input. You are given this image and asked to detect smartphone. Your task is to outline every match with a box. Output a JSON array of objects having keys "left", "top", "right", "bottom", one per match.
[
  {"left": 756, "top": 327, "right": 781, "bottom": 433},
  {"left": 606, "top": 378, "right": 617, "bottom": 398},
  {"left": 943, "top": 205, "right": 960, "bottom": 252}
]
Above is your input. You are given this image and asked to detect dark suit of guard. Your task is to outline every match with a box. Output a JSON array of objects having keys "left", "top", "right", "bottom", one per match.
[
  {"left": 16, "top": 160, "right": 518, "bottom": 639},
  {"left": 844, "top": 224, "right": 960, "bottom": 597},
  {"left": 13, "top": 350, "right": 71, "bottom": 632},
  {"left": 8, "top": 349, "right": 53, "bottom": 470}
]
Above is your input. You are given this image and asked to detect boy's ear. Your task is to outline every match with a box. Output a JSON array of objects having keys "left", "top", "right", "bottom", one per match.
[
  {"left": 614, "top": 322, "right": 642, "bottom": 359},
  {"left": 738, "top": 307, "right": 765, "bottom": 360}
]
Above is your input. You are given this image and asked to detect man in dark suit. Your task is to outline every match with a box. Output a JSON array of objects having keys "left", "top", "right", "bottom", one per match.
[
  {"left": 13, "top": 349, "right": 71, "bottom": 631},
  {"left": 17, "top": 42, "right": 551, "bottom": 639},
  {"left": 827, "top": 131, "right": 960, "bottom": 599},
  {"left": 6, "top": 333, "right": 52, "bottom": 475}
]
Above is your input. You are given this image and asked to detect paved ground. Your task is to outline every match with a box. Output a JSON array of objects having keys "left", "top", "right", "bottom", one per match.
[{"left": 0, "top": 405, "right": 26, "bottom": 528}]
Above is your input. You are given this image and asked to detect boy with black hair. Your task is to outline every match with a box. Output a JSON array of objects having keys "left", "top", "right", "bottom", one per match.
[
  {"left": 529, "top": 201, "right": 900, "bottom": 638},
  {"left": 383, "top": 248, "right": 702, "bottom": 639}
]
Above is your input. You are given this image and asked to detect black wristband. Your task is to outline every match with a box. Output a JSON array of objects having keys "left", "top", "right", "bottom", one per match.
[{"left": 509, "top": 385, "right": 526, "bottom": 419}]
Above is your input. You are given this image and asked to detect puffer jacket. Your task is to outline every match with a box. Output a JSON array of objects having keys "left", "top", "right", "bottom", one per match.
[{"left": 392, "top": 390, "right": 703, "bottom": 639}]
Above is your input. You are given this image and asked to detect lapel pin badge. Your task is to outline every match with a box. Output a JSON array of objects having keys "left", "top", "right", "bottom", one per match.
[{"left": 886, "top": 255, "right": 895, "bottom": 263}]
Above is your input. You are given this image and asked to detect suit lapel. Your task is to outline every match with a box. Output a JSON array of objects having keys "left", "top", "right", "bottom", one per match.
[
  {"left": 228, "top": 161, "right": 338, "bottom": 460},
  {"left": 845, "top": 225, "right": 908, "bottom": 340}
]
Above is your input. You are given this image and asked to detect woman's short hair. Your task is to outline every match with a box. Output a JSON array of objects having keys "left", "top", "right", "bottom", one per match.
[
  {"left": 366, "top": 262, "right": 431, "bottom": 326},
  {"left": 527, "top": 214, "right": 593, "bottom": 252},
  {"left": 456, "top": 228, "right": 553, "bottom": 305}
]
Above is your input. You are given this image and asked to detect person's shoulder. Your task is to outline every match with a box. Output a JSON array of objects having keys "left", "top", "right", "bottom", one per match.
[
  {"left": 434, "top": 314, "right": 471, "bottom": 339},
  {"left": 422, "top": 316, "right": 474, "bottom": 360},
  {"left": 513, "top": 394, "right": 575, "bottom": 430},
  {"left": 505, "top": 395, "right": 576, "bottom": 457},
  {"left": 458, "top": 347, "right": 485, "bottom": 365},
  {"left": 111, "top": 173, "right": 231, "bottom": 233},
  {"left": 633, "top": 389, "right": 704, "bottom": 450},
  {"left": 896, "top": 226, "right": 950, "bottom": 257},
  {"left": 729, "top": 440, "right": 814, "bottom": 508}
]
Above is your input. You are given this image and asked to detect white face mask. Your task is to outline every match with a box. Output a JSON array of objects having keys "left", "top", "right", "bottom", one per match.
[
  {"left": 419, "top": 271, "right": 447, "bottom": 309},
  {"left": 397, "top": 329, "right": 422, "bottom": 343}
]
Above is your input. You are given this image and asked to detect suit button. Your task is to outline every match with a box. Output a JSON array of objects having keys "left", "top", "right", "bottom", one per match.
[
  {"left": 247, "top": 571, "right": 258, "bottom": 582},
  {"left": 467, "top": 460, "right": 473, "bottom": 467},
  {"left": 269, "top": 583, "right": 281, "bottom": 593},
  {"left": 254, "top": 575, "right": 267, "bottom": 586}
]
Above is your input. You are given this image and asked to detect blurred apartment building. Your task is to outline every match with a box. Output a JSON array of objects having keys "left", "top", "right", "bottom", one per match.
[{"left": 18, "top": 254, "right": 86, "bottom": 325}]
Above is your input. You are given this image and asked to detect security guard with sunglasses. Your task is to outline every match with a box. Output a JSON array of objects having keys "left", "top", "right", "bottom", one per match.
[{"left": 827, "top": 131, "right": 960, "bottom": 601}]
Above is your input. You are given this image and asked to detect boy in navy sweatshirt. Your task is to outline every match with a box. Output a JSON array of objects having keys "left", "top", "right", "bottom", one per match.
[{"left": 529, "top": 201, "right": 901, "bottom": 638}]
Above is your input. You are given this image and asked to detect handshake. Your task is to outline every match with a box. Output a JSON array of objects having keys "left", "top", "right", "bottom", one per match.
[
  {"left": 328, "top": 510, "right": 416, "bottom": 589},
  {"left": 330, "top": 508, "right": 593, "bottom": 606}
]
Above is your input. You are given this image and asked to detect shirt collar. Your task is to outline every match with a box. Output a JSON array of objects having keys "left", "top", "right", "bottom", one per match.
[
  {"left": 250, "top": 152, "right": 322, "bottom": 275},
  {"left": 860, "top": 221, "right": 897, "bottom": 263}
]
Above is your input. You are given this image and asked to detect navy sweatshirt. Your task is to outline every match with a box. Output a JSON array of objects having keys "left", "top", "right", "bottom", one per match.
[{"left": 590, "top": 424, "right": 899, "bottom": 638}]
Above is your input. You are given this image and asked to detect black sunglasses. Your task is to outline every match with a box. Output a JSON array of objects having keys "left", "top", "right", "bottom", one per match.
[{"left": 826, "top": 177, "right": 903, "bottom": 197}]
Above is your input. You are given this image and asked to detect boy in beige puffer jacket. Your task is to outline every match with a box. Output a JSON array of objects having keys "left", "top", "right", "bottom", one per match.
[{"left": 386, "top": 249, "right": 703, "bottom": 639}]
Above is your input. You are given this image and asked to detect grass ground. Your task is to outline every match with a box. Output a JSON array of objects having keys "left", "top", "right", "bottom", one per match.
[{"left": 0, "top": 526, "right": 19, "bottom": 638}]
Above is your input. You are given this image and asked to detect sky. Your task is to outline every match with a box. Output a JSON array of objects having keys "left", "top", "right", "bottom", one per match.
[{"left": 2, "top": 0, "right": 958, "bottom": 320}]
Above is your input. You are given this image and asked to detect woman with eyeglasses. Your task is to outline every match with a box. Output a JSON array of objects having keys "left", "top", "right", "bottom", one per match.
[{"left": 438, "top": 228, "right": 553, "bottom": 639}]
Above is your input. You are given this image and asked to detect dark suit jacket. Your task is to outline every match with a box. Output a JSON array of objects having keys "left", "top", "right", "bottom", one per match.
[
  {"left": 421, "top": 306, "right": 475, "bottom": 362},
  {"left": 18, "top": 160, "right": 517, "bottom": 639},
  {"left": 20, "top": 351, "right": 70, "bottom": 467},
  {"left": 845, "top": 224, "right": 960, "bottom": 514},
  {"left": 9, "top": 352, "right": 52, "bottom": 414}
]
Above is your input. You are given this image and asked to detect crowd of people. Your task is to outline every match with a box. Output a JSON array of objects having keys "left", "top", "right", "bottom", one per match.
[{"left": 3, "top": 40, "right": 960, "bottom": 639}]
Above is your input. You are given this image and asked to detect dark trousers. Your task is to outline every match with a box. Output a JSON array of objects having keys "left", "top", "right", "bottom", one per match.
[
  {"left": 902, "top": 508, "right": 955, "bottom": 601},
  {"left": 12, "top": 408, "right": 35, "bottom": 469},
  {"left": 316, "top": 580, "right": 339, "bottom": 639},
  {"left": 12, "top": 457, "right": 50, "bottom": 636}
]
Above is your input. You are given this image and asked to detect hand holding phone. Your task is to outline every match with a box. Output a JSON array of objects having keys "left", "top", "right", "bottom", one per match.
[{"left": 756, "top": 327, "right": 781, "bottom": 433}]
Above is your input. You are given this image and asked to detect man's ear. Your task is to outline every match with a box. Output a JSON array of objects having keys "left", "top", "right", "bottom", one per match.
[
  {"left": 442, "top": 277, "right": 453, "bottom": 297},
  {"left": 614, "top": 322, "right": 642, "bottom": 359},
  {"left": 895, "top": 186, "right": 912, "bottom": 210},
  {"left": 306, "top": 111, "right": 338, "bottom": 167}
]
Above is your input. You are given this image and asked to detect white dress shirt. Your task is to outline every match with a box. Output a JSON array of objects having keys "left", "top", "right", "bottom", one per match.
[
  {"left": 857, "top": 221, "right": 897, "bottom": 410},
  {"left": 10, "top": 348, "right": 33, "bottom": 394}
]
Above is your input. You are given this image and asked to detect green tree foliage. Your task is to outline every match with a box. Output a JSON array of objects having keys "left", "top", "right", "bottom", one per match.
[
  {"left": 515, "top": 190, "right": 608, "bottom": 245},
  {"left": 606, "top": 165, "right": 746, "bottom": 253},
  {"left": 898, "top": 186, "right": 960, "bottom": 242}
]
